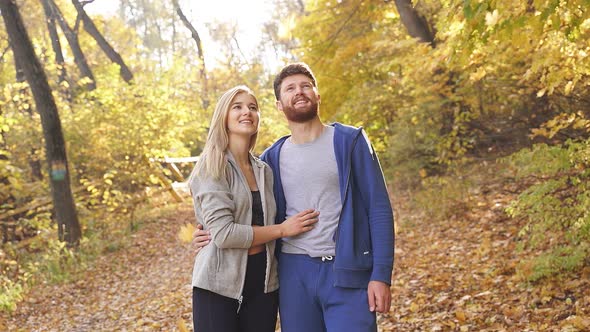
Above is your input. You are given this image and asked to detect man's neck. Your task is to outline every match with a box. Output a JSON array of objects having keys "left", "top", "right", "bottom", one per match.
[{"left": 288, "top": 117, "right": 325, "bottom": 144}]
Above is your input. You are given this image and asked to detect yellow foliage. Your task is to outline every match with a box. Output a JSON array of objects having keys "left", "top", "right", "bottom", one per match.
[
  {"left": 177, "top": 223, "right": 196, "bottom": 244},
  {"left": 177, "top": 318, "right": 190, "bottom": 332},
  {"left": 455, "top": 310, "right": 467, "bottom": 322}
]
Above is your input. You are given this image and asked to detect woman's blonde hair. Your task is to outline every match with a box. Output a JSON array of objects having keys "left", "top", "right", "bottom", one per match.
[{"left": 196, "top": 85, "right": 259, "bottom": 179}]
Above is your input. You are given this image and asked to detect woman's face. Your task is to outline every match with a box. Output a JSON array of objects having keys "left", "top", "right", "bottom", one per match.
[{"left": 226, "top": 92, "right": 260, "bottom": 139}]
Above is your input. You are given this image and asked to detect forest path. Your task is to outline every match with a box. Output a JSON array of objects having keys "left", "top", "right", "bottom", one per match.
[{"left": 4, "top": 205, "right": 196, "bottom": 332}]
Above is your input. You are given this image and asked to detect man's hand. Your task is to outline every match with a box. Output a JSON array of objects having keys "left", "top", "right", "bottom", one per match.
[
  {"left": 191, "top": 223, "right": 211, "bottom": 254},
  {"left": 367, "top": 280, "right": 391, "bottom": 313}
]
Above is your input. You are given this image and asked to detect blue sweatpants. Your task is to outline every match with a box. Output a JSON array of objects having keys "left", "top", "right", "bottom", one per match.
[{"left": 278, "top": 253, "right": 377, "bottom": 332}]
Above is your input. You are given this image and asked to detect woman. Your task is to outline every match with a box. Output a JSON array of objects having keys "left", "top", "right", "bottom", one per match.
[{"left": 188, "top": 85, "right": 319, "bottom": 332}]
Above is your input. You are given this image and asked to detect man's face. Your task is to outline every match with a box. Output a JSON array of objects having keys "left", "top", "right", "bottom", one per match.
[{"left": 276, "top": 74, "right": 320, "bottom": 123}]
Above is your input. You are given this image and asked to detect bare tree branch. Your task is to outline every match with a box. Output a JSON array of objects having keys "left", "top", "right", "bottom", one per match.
[
  {"left": 39, "top": 0, "right": 70, "bottom": 90},
  {"left": 47, "top": 0, "right": 96, "bottom": 90},
  {"left": 172, "top": 0, "right": 209, "bottom": 109},
  {"left": 394, "top": 0, "right": 436, "bottom": 46},
  {"left": 71, "top": 0, "right": 134, "bottom": 83}
]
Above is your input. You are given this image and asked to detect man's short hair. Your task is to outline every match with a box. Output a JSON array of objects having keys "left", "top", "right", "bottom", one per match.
[{"left": 273, "top": 62, "right": 317, "bottom": 100}]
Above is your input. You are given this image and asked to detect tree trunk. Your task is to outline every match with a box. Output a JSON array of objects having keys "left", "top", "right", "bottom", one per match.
[
  {"left": 0, "top": 85, "right": 7, "bottom": 192},
  {"left": 40, "top": 0, "right": 71, "bottom": 100},
  {"left": 40, "top": 0, "right": 67, "bottom": 82},
  {"left": 71, "top": 0, "right": 134, "bottom": 83},
  {"left": 12, "top": 45, "right": 25, "bottom": 82},
  {"left": 394, "top": 0, "right": 436, "bottom": 46},
  {"left": 11, "top": 33, "right": 44, "bottom": 181},
  {"left": 296, "top": 0, "right": 305, "bottom": 13},
  {"left": 0, "top": 0, "right": 82, "bottom": 247},
  {"left": 47, "top": 0, "right": 96, "bottom": 90},
  {"left": 172, "top": 0, "right": 209, "bottom": 109},
  {"left": 29, "top": 147, "right": 43, "bottom": 180},
  {"left": 171, "top": 12, "right": 176, "bottom": 54}
]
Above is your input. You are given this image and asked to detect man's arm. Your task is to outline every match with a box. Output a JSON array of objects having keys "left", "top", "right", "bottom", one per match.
[{"left": 352, "top": 130, "right": 395, "bottom": 313}]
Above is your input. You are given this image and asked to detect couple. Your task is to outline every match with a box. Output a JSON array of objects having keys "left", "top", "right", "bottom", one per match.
[{"left": 188, "top": 62, "right": 395, "bottom": 332}]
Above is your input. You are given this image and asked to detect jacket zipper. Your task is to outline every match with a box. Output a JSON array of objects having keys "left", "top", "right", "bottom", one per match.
[
  {"left": 335, "top": 129, "right": 363, "bottom": 245},
  {"left": 333, "top": 129, "right": 363, "bottom": 287},
  {"left": 227, "top": 155, "right": 255, "bottom": 306},
  {"left": 258, "top": 163, "right": 271, "bottom": 293},
  {"left": 237, "top": 295, "right": 243, "bottom": 313}
]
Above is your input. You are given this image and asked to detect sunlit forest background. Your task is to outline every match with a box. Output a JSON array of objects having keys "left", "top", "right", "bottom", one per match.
[{"left": 1, "top": 0, "right": 589, "bottom": 330}]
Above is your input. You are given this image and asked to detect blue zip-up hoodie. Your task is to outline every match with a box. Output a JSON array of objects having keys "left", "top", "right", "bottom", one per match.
[{"left": 260, "top": 122, "right": 394, "bottom": 288}]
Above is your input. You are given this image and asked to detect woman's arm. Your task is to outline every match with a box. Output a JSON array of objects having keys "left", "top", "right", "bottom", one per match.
[
  {"left": 190, "top": 171, "right": 255, "bottom": 249},
  {"left": 251, "top": 209, "right": 319, "bottom": 246},
  {"left": 191, "top": 209, "right": 319, "bottom": 249}
]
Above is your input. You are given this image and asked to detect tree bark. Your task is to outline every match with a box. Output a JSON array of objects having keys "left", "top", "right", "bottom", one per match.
[
  {"left": 40, "top": 0, "right": 69, "bottom": 85},
  {"left": 172, "top": 0, "right": 209, "bottom": 109},
  {"left": 296, "top": 0, "right": 305, "bottom": 14},
  {"left": 12, "top": 44, "right": 25, "bottom": 82},
  {"left": 71, "top": 0, "right": 134, "bottom": 83},
  {"left": 29, "top": 147, "right": 43, "bottom": 180},
  {"left": 171, "top": 11, "right": 176, "bottom": 54},
  {"left": 10, "top": 31, "right": 44, "bottom": 181},
  {"left": 394, "top": 0, "right": 436, "bottom": 46},
  {"left": 40, "top": 0, "right": 72, "bottom": 103},
  {"left": 0, "top": 0, "right": 82, "bottom": 246},
  {"left": 47, "top": 0, "right": 96, "bottom": 90}
]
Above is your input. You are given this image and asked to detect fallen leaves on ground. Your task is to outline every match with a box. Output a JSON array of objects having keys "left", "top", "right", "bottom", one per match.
[
  {"left": 2, "top": 165, "right": 589, "bottom": 331},
  {"left": 381, "top": 166, "right": 590, "bottom": 331},
  {"left": 1, "top": 208, "right": 196, "bottom": 331}
]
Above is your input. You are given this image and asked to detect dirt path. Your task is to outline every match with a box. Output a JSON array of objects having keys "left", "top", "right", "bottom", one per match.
[{"left": 4, "top": 206, "right": 196, "bottom": 332}]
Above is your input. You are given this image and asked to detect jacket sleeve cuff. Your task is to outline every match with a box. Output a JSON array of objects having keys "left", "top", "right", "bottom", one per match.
[
  {"left": 214, "top": 223, "right": 254, "bottom": 249},
  {"left": 370, "top": 264, "right": 393, "bottom": 285},
  {"left": 234, "top": 224, "right": 254, "bottom": 248}
]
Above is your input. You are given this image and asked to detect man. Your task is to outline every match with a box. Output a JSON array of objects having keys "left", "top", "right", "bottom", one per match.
[{"left": 193, "top": 62, "right": 394, "bottom": 332}]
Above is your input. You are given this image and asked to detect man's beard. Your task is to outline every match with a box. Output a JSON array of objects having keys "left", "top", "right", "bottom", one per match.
[{"left": 281, "top": 99, "right": 319, "bottom": 123}]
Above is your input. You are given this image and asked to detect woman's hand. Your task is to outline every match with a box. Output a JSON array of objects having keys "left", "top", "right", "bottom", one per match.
[
  {"left": 280, "top": 209, "right": 319, "bottom": 237},
  {"left": 191, "top": 223, "right": 211, "bottom": 254}
]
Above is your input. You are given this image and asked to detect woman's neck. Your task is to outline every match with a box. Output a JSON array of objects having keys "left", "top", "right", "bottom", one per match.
[{"left": 228, "top": 137, "right": 251, "bottom": 166}]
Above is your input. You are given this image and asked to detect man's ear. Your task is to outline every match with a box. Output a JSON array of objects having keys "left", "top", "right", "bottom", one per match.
[
  {"left": 317, "top": 94, "right": 321, "bottom": 104},
  {"left": 276, "top": 100, "right": 283, "bottom": 112}
]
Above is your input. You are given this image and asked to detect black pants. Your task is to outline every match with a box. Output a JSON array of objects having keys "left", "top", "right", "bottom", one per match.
[{"left": 193, "top": 251, "right": 278, "bottom": 332}]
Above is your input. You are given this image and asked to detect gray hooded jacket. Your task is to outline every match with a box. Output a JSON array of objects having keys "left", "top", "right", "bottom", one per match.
[{"left": 188, "top": 152, "right": 278, "bottom": 300}]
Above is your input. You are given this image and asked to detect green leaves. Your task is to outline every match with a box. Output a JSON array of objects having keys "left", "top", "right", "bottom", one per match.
[{"left": 505, "top": 140, "right": 590, "bottom": 280}]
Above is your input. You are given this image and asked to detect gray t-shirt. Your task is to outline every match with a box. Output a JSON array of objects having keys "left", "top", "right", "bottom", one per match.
[{"left": 279, "top": 126, "right": 341, "bottom": 257}]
